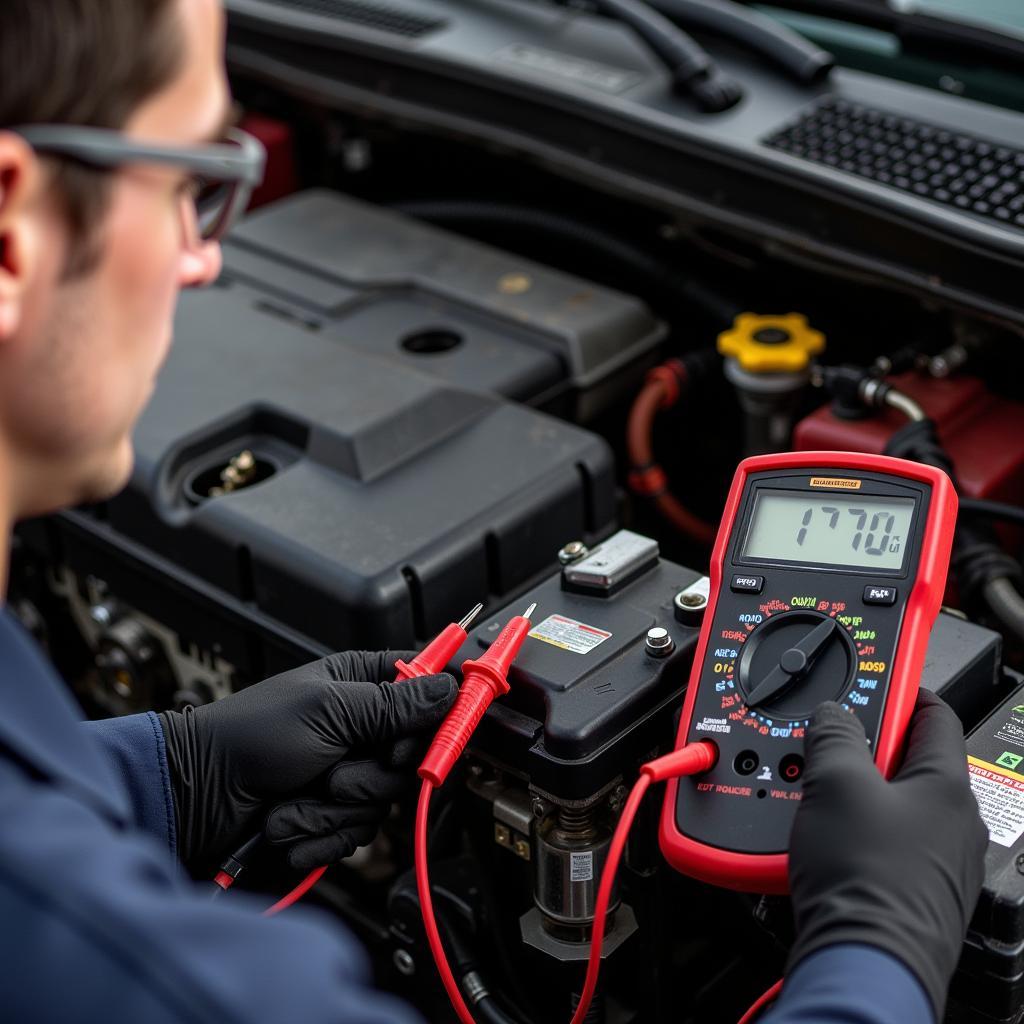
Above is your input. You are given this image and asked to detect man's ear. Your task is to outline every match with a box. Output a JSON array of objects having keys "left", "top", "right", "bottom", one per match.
[{"left": 0, "top": 131, "right": 42, "bottom": 341}]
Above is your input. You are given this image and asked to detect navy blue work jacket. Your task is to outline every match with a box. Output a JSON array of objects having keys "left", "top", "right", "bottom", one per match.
[
  {"left": 0, "top": 608, "right": 422, "bottom": 1023},
  {"left": 0, "top": 608, "right": 931, "bottom": 1022}
]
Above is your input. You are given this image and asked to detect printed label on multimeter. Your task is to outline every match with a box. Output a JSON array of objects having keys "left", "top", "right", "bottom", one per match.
[{"left": 659, "top": 453, "right": 958, "bottom": 894}]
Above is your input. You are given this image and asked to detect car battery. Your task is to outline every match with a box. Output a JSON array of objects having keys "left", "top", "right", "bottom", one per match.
[
  {"left": 956, "top": 679, "right": 1024, "bottom": 1023},
  {"left": 451, "top": 530, "right": 707, "bottom": 801},
  {"left": 17, "top": 223, "right": 620, "bottom": 683},
  {"left": 794, "top": 372, "right": 1024, "bottom": 504},
  {"left": 209, "top": 189, "right": 666, "bottom": 421}
]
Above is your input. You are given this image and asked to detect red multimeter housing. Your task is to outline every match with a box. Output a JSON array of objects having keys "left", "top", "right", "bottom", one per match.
[{"left": 659, "top": 451, "right": 958, "bottom": 893}]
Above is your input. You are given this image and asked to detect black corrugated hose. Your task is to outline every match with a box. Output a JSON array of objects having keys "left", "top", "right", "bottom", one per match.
[{"left": 884, "top": 419, "right": 1024, "bottom": 637}]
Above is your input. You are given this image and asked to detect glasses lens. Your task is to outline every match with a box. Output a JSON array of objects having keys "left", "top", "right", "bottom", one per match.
[{"left": 192, "top": 178, "right": 235, "bottom": 241}]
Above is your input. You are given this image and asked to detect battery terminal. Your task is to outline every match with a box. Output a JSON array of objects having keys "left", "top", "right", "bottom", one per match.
[{"left": 209, "top": 450, "right": 258, "bottom": 497}]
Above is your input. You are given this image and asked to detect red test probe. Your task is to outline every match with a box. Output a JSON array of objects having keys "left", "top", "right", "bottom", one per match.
[
  {"left": 419, "top": 602, "right": 535, "bottom": 787},
  {"left": 394, "top": 603, "right": 484, "bottom": 683},
  {"left": 254, "top": 603, "right": 485, "bottom": 915}
]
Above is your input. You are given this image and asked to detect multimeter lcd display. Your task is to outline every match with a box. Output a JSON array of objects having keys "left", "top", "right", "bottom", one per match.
[{"left": 742, "top": 491, "right": 916, "bottom": 570}]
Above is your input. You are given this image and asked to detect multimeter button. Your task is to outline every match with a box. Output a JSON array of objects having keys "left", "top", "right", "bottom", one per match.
[
  {"left": 734, "top": 750, "right": 760, "bottom": 776},
  {"left": 863, "top": 585, "right": 898, "bottom": 606},
  {"left": 731, "top": 574, "right": 765, "bottom": 594},
  {"left": 779, "top": 754, "right": 804, "bottom": 783}
]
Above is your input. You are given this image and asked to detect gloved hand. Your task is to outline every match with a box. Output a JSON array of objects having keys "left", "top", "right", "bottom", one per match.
[
  {"left": 787, "top": 690, "right": 988, "bottom": 1020},
  {"left": 159, "top": 650, "right": 457, "bottom": 875}
]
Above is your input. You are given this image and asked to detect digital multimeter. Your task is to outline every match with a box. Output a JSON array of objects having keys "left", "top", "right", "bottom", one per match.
[{"left": 659, "top": 451, "right": 958, "bottom": 893}]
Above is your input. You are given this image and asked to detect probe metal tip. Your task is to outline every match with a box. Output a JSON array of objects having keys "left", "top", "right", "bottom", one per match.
[
  {"left": 523, "top": 602, "right": 537, "bottom": 620},
  {"left": 458, "top": 602, "right": 485, "bottom": 630}
]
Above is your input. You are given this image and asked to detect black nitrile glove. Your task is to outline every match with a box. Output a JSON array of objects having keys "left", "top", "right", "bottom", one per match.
[
  {"left": 787, "top": 691, "right": 988, "bottom": 1019},
  {"left": 159, "top": 650, "right": 457, "bottom": 875}
]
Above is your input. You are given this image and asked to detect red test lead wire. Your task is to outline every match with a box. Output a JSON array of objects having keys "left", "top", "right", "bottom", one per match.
[
  {"left": 262, "top": 865, "right": 327, "bottom": 916},
  {"left": 416, "top": 660, "right": 717, "bottom": 1024},
  {"left": 568, "top": 741, "right": 718, "bottom": 1024},
  {"left": 263, "top": 602, "right": 486, "bottom": 917},
  {"left": 737, "top": 979, "right": 783, "bottom": 1024},
  {"left": 415, "top": 604, "right": 537, "bottom": 1024}
]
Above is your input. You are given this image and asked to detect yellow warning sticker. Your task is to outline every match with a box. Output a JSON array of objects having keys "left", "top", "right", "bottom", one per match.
[
  {"left": 968, "top": 756, "right": 1024, "bottom": 847},
  {"left": 529, "top": 614, "right": 611, "bottom": 655}
]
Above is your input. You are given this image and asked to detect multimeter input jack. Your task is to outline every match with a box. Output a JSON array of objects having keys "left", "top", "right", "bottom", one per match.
[
  {"left": 734, "top": 750, "right": 760, "bottom": 776},
  {"left": 779, "top": 754, "right": 804, "bottom": 783}
]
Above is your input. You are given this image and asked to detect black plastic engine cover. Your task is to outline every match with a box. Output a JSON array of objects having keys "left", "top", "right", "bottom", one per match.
[
  {"left": 218, "top": 190, "right": 665, "bottom": 420},
  {"left": 22, "top": 196, "right": 622, "bottom": 662}
]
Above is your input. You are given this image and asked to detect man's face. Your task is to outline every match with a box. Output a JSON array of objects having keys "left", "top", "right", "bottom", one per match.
[{"left": 0, "top": 0, "right": 230, "bottom": 516}]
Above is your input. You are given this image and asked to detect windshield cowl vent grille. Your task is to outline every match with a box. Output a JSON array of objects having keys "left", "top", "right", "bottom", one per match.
[{"left": 260, "top": 0, "right": 446, "bottom": 38}]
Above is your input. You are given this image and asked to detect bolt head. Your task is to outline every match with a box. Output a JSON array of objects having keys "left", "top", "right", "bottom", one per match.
[
  {"left": 392, "top": 948, "right": 416, "bottom": 976},
  {"left": 558, "top": 541, "right": 588, "bottom": 565},
  {"left": 498, "top": 272, "right": 532, "bottom": 295},
  {"left": 90, "top": 604, "right": 113, "bottom": 625},
  {"left": 608, "top": 785, "right": 628, "bottom": 813}
]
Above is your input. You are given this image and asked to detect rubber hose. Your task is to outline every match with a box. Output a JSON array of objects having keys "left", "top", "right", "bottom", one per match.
[
  {"left": 651, "top": 0, "right": 833, "bottom": 83},
  {"left": 627, "top": 380, "right": 668, "bottom": 470},
  {"left": 596, "top": 0, "right": 712, "bottom": 76},
  {"left": 627, "top": 373, "right": 718, "bottom": 544},
  {"left": 984, "top": 577, "right": 1024, "bottom": 646},
  {"left": 884, "top": 419, "right": 1023, "bottom": 610},
  {"left": 474, "top": 994, "right": 522, "bottom": 1024},
  {"left": 391, "top": 200, "right": 738, "bottom": 325},
  {"left": 591, "top": 0, "right": 742, "bottom": 110}
]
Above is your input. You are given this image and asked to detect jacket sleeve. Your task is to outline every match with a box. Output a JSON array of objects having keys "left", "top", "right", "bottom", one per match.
[
  {"left": 0, "top": 756, "right": 424, "bottom": 1024},
  {"left": 761, "top": 945, "right": 935, "bottom": 1024},
  {"left": 84, "top": 712, "right": 178, "bottom": 854}
]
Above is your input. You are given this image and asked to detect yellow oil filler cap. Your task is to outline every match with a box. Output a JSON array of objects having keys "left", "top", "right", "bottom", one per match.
[{"left": 717, "top": 313, "right": 825, "bottom": 374}]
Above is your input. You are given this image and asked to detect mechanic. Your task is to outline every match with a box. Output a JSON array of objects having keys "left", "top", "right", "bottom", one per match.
[{"left": 0, "top": 2, "right": 987, "bottom": 1023}]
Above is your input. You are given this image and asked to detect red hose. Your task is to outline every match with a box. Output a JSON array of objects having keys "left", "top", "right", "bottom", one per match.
[{"left": 627, "top": 366, "right": 716, "bottom": 546}]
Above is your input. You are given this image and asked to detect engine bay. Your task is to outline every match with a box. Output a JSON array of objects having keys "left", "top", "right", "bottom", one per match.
[{"left": 12, "top": 2, "right": 1024, "bottom": 1020}]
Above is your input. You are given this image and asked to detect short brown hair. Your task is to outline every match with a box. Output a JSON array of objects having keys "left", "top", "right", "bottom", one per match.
[{"left": 0, "top": 0, "right": 185, "bottom": 275}]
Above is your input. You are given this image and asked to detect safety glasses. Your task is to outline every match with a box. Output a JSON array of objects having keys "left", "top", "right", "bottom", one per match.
[{"left": 11, "top": 124, "right": 266, "bottom": 242}]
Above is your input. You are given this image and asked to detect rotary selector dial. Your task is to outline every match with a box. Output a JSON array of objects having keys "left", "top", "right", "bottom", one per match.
[{"left": 737, "top": 610, "right": 857, "bottom": 720}]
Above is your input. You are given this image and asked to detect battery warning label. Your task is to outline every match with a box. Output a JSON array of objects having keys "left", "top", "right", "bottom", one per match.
[
  {"left": 529, "top": 614, "right": 611, "bottom": 654},
  {"left": 968, "top": 756, "right": 1024, "bottom": 848}
]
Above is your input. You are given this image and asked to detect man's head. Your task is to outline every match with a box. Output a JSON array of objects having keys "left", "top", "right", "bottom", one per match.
[{"left": 0, "top": 0, "right": 231, "bottom": 518}]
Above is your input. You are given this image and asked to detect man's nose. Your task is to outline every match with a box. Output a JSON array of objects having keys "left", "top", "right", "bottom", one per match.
[{"left": 178, "top": 240, "right": 223, "bottom": 289}]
